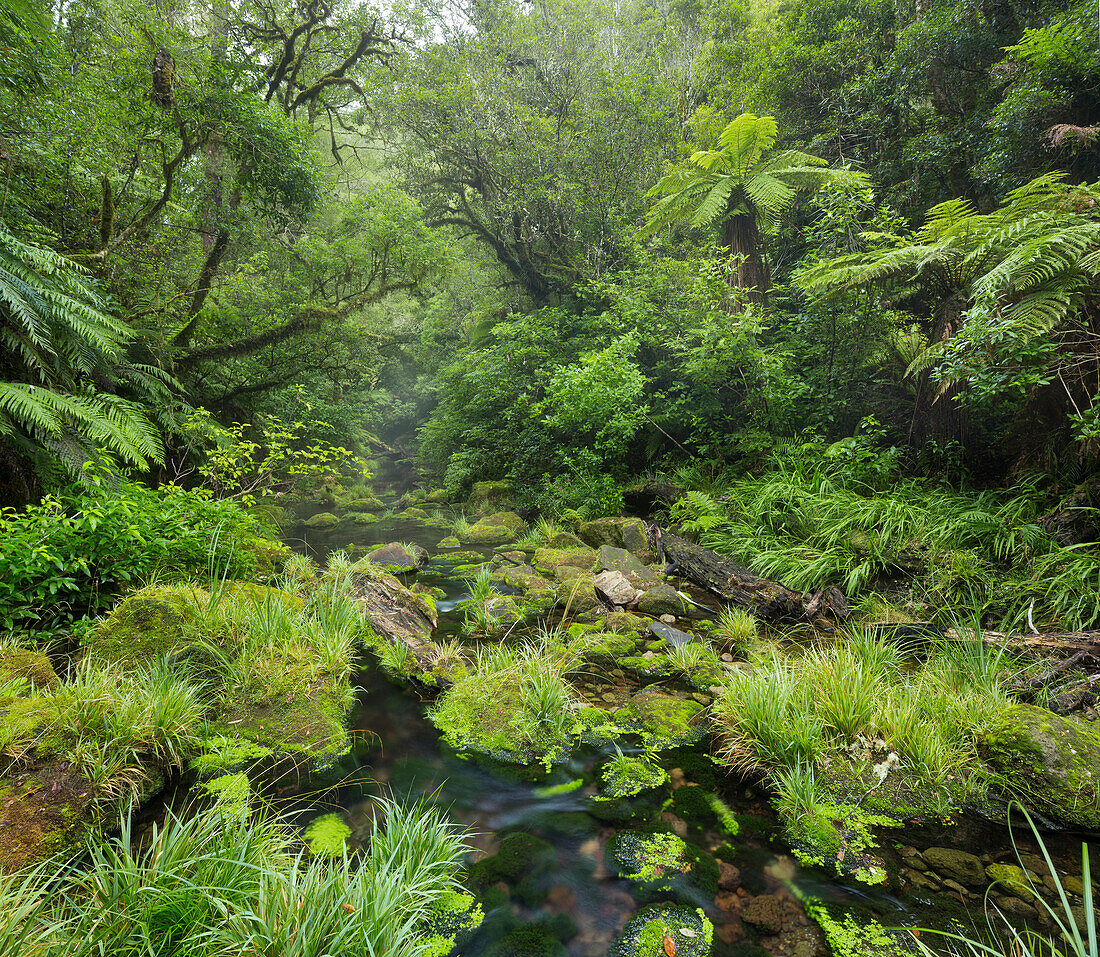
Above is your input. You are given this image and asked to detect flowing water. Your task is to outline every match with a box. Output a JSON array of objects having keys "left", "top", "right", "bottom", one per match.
[{"left": 286, "top": 502, "right": 1100, "bottom": 957}]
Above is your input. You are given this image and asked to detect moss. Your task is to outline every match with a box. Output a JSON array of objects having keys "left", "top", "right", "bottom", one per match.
[
  {"left": 189, "top": 736, "right": 274, "bottom": 777},
  {"left": 463, "top": 512, "right": 527, "bottom": 545},
  {"left": 0, "top": 648, "right": 58, "bottom": 691},
  {"left": 574, "top": 706, "right": 626, "bottom": 746},
  {"left": 980, "top": 704, "right": 1100, "bottom": 828},
  {"left": 468, "top": 832, "right": 557, "bottom": 885},
  {"left": 302, "top": 812, "right": 351, "bottom": 856},
  {"left": 603, "top": 611, "right": 649, "bottom": 635},
  {"left": 601, "top": 755, "right": 669, "bottom": 799},
  {"left": 617, "top": 691, "right": 705, "bottom": 750},
  {"left": 533, "top": 547, "right": 597, "bottom": 575},
  {"left": 420, "top": 891, "right": 485, "bottom": 957},
  {"left": 197, "top": 772, "right": 250, "bottom": 819},
  {"left": 610, "top": 905, "right": 713, "bottom": 957},
  {"left": 804, "top": 900, "right": 908, "bottom": 957},
  {"left": 438, "top": 536, "right": 462, "bottom": 548},
  {"left": 304, "top": 511, "right": 340, "bottom": 528},
  {"left": 86, "top": 586, "right": 198, "bottom": 666},
  {"left": 667, "top": 785, "right": 739, "bottom": 836},
  {"left": 482, "top": 925, "right": 568, "bottom": 957},
  {"left": 618, "top": 655, "right": 675, "bottom": 680}
]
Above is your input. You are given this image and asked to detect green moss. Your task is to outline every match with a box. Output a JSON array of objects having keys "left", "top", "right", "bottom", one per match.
[
  {"left": 86, "top": 586, "right": 197, "bottom": 665},
  {"left": 804, "top": 900, "right": 908, "bottom": 957},
  {"left": 304, "top": 511, "right": 340, "bottom": 528},
  {"left": 979, "top": 704, "right": 1100, "bottom": 828},
  {"left": 617, "top": 692, "right": 705, "bottom": 750},
  {"left": 420, "top": 891, "right": 485, "bottom": 957},
  {"left": 189, "top": 736, "right": 274, "bottom": 777},
  {"left": 532, "top": 547, "right": 597, "bottom": 575},
  {"left": 482, "top": 924, "right": 568, "bottom": 957},
  {"left": 303, "top": 813, "right": 351, "bottom": 856},
  {"left": 610, "top": 905, "right": 713, "bottom": 957},
  {"left": 463, "top": 512, "right": 527, "bottom": 545},
  {"left": 468, "top": 832, "right": 557, "bottom": 885},
  {"left": 197, "top": 772, "right": 250, "bottom": 819},
  {"left": 0, "top": 649, "right": 58, "bottom": 691},
  {"left": 601, "top": 755, "right": 669, "bottom": 799},
  {"left": 438, "top": 536, "right": 462, "bottom": 548}
]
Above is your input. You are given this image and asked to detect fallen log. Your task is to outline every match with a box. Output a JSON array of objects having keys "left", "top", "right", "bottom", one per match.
[
  {"left": 963, "top": 628, "right": 1100, "bottom": 662},
  {"left": 648, "top": 525, "right": 848, "bottom": 625}
]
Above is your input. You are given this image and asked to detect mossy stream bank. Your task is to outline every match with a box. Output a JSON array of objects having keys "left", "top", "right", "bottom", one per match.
[{"left": 287, "top": 488, "right": 1100, "bottom": 957}]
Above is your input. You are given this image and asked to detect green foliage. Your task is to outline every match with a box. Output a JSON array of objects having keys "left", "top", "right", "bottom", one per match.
[{"left": 0, "top": 473, "right": 279, "bottom": 638}]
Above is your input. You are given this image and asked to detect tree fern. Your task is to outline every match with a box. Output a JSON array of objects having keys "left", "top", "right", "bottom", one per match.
[{"left": 0, "top": 227, "right": 173, "bottom": 486}]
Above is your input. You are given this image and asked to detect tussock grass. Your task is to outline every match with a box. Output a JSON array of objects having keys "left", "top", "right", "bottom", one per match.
[
  {"left": 675, "top": 468, "right": 1098, "bottom": 630},
  {"left": 5, "top": 799, "right": 468, "bottom": 957}
]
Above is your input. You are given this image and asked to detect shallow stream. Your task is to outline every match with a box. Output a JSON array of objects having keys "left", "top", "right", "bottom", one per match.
[{"left": 286, "top": 503, "right": 1100, "bottom": 957}]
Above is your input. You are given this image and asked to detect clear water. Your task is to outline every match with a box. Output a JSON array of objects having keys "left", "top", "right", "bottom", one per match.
[{"left": 288, "top": 505, "right": 1100, "bottom": 956}]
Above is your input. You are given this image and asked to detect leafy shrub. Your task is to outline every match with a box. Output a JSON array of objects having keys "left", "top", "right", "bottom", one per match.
[{"left": 0, "top": 471, "right": 283, "bottom": 637}]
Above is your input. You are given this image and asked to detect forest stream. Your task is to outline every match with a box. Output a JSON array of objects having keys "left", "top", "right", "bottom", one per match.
[{"left": 280, "top": 495, "right": 1100, "bottom": 957}]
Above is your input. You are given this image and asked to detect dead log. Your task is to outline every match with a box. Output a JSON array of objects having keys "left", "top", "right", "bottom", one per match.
[
  {"left": 649, "top": 525, "right": 847, "bottom": 625},
  {"left": 966, "top": 628, "right": 1100, "bottom": 662}
]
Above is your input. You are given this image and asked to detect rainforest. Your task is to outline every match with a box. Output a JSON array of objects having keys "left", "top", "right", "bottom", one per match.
[{"left": 2, "top": 0, "right": 1100, "bottom": 952}]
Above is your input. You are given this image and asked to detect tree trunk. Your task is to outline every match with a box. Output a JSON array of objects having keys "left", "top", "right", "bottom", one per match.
[
  {"left": 649, "top": 526, "right": 848, "bottom": 625},
  {"left": 723, "top": 209, "right": 769, "bottom": 306}
]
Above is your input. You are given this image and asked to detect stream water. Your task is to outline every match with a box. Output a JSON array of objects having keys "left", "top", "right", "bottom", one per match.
[{"left": 285, "top": 501, "right": 1100, "bottom": 957}]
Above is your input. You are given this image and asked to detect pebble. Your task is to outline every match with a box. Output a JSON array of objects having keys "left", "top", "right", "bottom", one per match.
[
  {"left": 659, "top": 614, "right": 676, "bottom": 624},
  {"left": 691, "top": 693, "right": 712, "bottom": 705},
  {"left": 720, "top": 653, "right": 734, "bottom": 662}
]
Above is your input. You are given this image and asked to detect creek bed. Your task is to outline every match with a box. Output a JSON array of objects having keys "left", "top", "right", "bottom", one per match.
[{"left": 288, "top": 506, "right": 1100, "bottom": 956}]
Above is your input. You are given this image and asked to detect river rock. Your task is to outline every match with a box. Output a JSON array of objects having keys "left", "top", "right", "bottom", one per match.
[
  {"left": 594, "top": 545, "right": 659, "bottom": 587},
  {"left": 593, "top": 570, "right": 640, "bottom": 607},
  {"left": 549, "top": 531, "right": 588, "bottom": 549},
  {"left": 555, "top": 575, "right": 602, "bottom": 614},
  {"left": 303, "top": 511, "right": 339, "bottom": 528},
  {"left": 985, "top": 863, "right": 1037, "bottom": 901},
  {"left": 616, "top": 688, "right": 705, "bottom": 749},
  {"left": 534, "top": 546, "right": 598, "bottom": 575},
  {"left": 718, "top": 860, "right": 741, "bottom": 891},
  {"left": 979, "top": 703, "right": 1100, "bottom": 828},
  {"left": 577, "top": 517, "right": 654, "bottom": 562},
  {"left": 648, "top": 620, "right": 695, "bottom": 648},
  {"left": 462, "top": 512, "right": 526, "bottom": 545},
  {"left": 367, "top": 542, "right": 426, "bottom": 573},
  {"left": 637, "top": 583, "right": 687, "bottom": 616},
  {"left": 922, "top": 847, "right": 987, "bottom": 886},
  {"left": 741, "top": 894, "right": 784, "bottom": 933}
]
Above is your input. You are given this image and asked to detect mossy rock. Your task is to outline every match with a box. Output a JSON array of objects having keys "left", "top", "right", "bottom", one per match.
[
  {"left": 548, "top": 531, "right": 588, "bottom": 549},
  {"left": 580, "top": 631, "right": 637, "bottom": 660},
  {"left": 609, "top": 905, "right": 713, "bottom": 957},
  {"left": 607, "top": 830, "right": 720, "bottom": 902},
  {"left": 594, "top": 546, "right": 659, "bottom": 587},
  {"left": 618, "top": 654, "right": 676, "bottom": 682},
  {"left": 344, "top": 496, "right": 383, "bottom": 512},
  {"left": 303, "top": 812, "right": 351, "bottom": 856},
  {"left": 348, "top": 512, "right": 378, "bottom": 525},
  {"left": 554, "top": 575, "right": 602, "bottom": 615},
  {"left": 603, "top": 611, "right": 649, "bottom": 635},
  {"left": 86, "top": 585, "right": 197, "bottom": 665},
  {"left": 463, "top": 512, "right": 527, "bottom": 545},
  {"left": 533, "top": 546, "right": 598, "bottom": 575},
  {"left": 368, "top": 542, "right": 424, "bottom": 574},
  {"left": 495, "top": 564, "right": 553, "bottom": 591},
  {"left": 601, "top": 754, "right": 669, "bottom": 799},
  {"left": 578, "top": 518, "right": 655, "bottom": 563},
  {"left": 617, "top": 689, "right": 705, "bottom": 749},
  {"left": 482, "top": 924, "right": 568, "bottom": 957},
  {"left": 637, "top": 584, "right": 687, "bottom": 617},
  {"left": 468, "top": 480, "right": 515, "bottom": 514},
  {"left": 469, "top": 831, "right": 557, "bottom": 885},
  {"left": 438, "top": 536, "right": 462, "bottom": 548},
  {"left": 0, "top": 648, "right": 59, "bottom": 691},
  {"left": 403, "top": 507, "right": 430, "bottom": 519},
  {"left": 304, "top": 511, "right": 341, "bottom": 528},
  {"left": 979, "top": 704, "right": 1100, "bottom": 828}
]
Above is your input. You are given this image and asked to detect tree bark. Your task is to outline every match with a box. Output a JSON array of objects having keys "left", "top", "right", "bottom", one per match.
[{"left": 723, "top": 209, "right": 769, "bottom": 305}]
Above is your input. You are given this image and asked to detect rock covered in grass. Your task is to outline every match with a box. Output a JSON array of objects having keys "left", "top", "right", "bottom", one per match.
[
  {"left": 595, "top": 546, "right": 660, "bottom": 587},
  {"left": 979, "top": 703, "right": 1100, "bottom": 828},
  {"left": 609, "top": 905, "right": 713, "bottom": 957},
  {"left": 594, "top": 570, "right": 641, "bottom": 607},
  {"left": 367, "top": 542, "right": 427, "bottom": 573},
  {"left": 462, "top": 512, "right": 527, "bottom": 545}
]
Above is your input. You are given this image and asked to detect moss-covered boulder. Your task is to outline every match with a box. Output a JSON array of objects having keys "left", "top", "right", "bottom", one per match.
[
  {"left": 922, "top": 847, "right": 987, "bottom": 886},
  {"left": 554, "top": 575, "right": 603, "bottom": 615},
  {"left": 0, "top": 648, "right": 59, "bottom": 691},
  {"left": 87, "top": 585, "right": 198, "bottom": 665},
  {"left": 420, "top": 891, "right": 484, "bottom": 957},
  {"left": 468, "top": 480, "right": 515, "bottom": 514},
  {"left": 617, "top": 689, "right": 706, "bottom": 749},
  {"left": 495, "top": 564, "right": 553, "bottom": 591},
  {"left": 609, "top": 905, "right": 713, "bottom": 957},
  {"left": 979, "top": 704, "right": 1100, "bottom": 828},
  {"left": 637, "top": 584, "right": 686, "bottom": 617},
  {"left": 595, "top": 546, "right": 659, "bottom": 588},
  {"left": 578, "top": 518, "right": 655, "bottom": 562},
  {"left": 463, "top": 512, "right": 527, "bottom": 545},
  {"left": 547, "top": 531, "right": 586, "bottom": 548},
  {"left": 533, "top": 546, "right": 598, "bottom": 575},
  {"left": 367, "top": 542, "right": 426, "bottom": 574},
  {"left": 0, "top": 762, "right": 97, "bottom": 871},
  {"left": 603, "top": 611, "right": 650, "bottom": 635},
  {"left": 304, "top": 511, "right": 340, "bottom": 528}
]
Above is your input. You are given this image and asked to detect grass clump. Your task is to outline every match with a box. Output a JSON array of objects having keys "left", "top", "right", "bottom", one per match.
[
  {"left": 1, "top": 798, "right": 468, "bottom": 957},
  {"left": 428, "top": 639, "right": 585, "bottom": 765},
  {"left": 713, "top": 631, "right": 1016, "bottom": 877}
]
